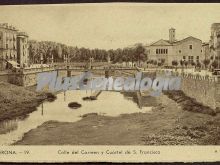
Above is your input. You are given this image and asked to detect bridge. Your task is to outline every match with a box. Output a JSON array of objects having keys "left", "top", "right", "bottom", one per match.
[
  {"left": 4, "top": 62, "right": 220, "bottom": 112},
  {"left": 6, "top": 63, "right": 148, "bottom": 87}
]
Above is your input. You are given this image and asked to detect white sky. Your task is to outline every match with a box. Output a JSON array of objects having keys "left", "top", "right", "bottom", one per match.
[{"left": 0, "top": 3, "right": 220, "bottom": 49}]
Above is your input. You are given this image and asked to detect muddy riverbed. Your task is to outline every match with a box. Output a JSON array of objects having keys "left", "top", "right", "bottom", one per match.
[
  {"left": 15, "top": 92, "right": 220, "bottom": 145},
  {"left": 0, "top": 90, "right": 152, "bottom": 145}
]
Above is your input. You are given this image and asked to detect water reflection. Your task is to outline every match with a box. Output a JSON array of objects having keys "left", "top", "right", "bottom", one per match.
[
  {"left": 0, "top": 120, "right": 18, "bottom": 134},
  {"left": 0, "top": 91, "right": 152, "bottom": 145},
  {"left": 41, "top": 103, "right": 44, "bottom": 116}
]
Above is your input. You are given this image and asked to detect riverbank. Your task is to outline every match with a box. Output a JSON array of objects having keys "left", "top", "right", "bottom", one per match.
[
  {"left": 15, "top": 92, "right": 220, "bottom": 145},
  {"left": 0, "top": 82, "right": 56, "bottom": 121}
]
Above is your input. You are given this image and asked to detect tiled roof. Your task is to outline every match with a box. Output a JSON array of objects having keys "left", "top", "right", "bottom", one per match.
[{"left": 149, "top": 36, "right": 201, "bottom": 46}]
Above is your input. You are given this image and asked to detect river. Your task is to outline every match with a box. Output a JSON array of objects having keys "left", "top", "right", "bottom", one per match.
[{"left": 0, "top": 90, "right": 152, "bottom": 145}]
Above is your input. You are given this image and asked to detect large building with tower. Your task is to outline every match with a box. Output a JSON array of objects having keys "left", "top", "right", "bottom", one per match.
[
  {"left": 0, "top": 23, "right": 29, "bottom": 70},
  {"left": 146, "top": 28, "right": 204, "bottom": 66}
]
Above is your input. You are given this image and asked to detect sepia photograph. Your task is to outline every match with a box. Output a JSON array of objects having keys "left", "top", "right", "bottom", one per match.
[{"left": 0, "top": 2, "right": 220, "bottom": 162}]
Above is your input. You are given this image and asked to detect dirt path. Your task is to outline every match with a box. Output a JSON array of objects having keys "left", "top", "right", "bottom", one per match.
[{"left": 15, "top": 93, "right": 220, "bottom": 145}]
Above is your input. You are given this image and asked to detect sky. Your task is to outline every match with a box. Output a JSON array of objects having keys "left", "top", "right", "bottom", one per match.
[{"left": 0, "top": 3, "right": 220, "bottom": 49}]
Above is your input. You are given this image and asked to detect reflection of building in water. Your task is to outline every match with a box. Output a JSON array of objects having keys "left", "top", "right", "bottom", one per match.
[
  {"left": 41, "top": 103, "right": 44, "bottom": 116},
  {"left": 209, "top": 23, "right": 220, "bottom": 62},
  {"left": 0, "top": 23, "right": 29, "bottom": 70},
  {"left": 0, "top": 119, "right": 18, "bottom": 134}
]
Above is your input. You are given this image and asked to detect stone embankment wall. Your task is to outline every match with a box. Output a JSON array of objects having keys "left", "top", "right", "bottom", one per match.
[
  {"left": 157, "top": 70, "right": 220, "bottom": 110},
  {"left": 0, "top": 72, "right": 8, "bottom": 82},
  {"left": 8, "top": 67, "right": 56, "bottom": 86},
  {"left": 6, "top": 67, "right": 101, "bottom": 87}
]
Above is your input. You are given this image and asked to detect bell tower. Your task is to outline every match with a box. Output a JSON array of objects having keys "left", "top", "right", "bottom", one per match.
[{"left": 169, "top": 28, "right": 176, "bottom": 43}]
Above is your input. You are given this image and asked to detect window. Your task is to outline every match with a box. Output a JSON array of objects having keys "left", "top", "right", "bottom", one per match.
[
  {"left": 6, "top": 44, "right": 8, "bottom": 49},
  {"left": 189, "top": 45, "right": 193, "bottom": 49},
  {"left": 188, "top": 56, "right": 194, "bottom": 62},
  {"left": 179, "top": 50, "right": 181, "bottom": 53},
  {"left": 183, "top": 56, "right": 186, "bottom": 59},
  {"left": 196, "top": 56, "right": 199, "bottom": 59},
  {"left": 156, "top": 49, "right": 168, "bottom": 54}
]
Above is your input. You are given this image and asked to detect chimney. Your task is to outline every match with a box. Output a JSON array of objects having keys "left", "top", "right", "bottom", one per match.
[{"left": 169, "top": 28, "right": 175, "bottom": 43}]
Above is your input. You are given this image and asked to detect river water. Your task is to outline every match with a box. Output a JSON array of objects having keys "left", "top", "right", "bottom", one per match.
[{"left": 0, "top": 90, "right": 152, "bottom": 145}]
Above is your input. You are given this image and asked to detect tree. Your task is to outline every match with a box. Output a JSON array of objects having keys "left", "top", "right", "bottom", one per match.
[
  {"left": 133, "top": 44, "right": 146, "bottom": 66},
  {"left": 172, "top": 60, "right": 178, "bottom": 71},
  {"left": 184, "top": 61, "right": 188, "bottom": 68},
  {"left": 153, "top": 60, "right": 157, "bottom": 66},
  {"left": 212, "top": 60, "right": 219, "bottom": 69},
  {"left": 191, "top": 61, "right": 196, "bottom": 67},
  {"left": 196, "top": 61, "right": 202, "bottom": 68},
  {"left": 161, "top": 59, "right": 165, "bottom": 65},
  {"left": 28, "top": 43, "right": 37, "bottom": 64},
  {"left": 203, "top": 59, "right": 210, "bottom": 69},
  {"left": 180, "top": 59, "right": 185, "bottom": 72}
]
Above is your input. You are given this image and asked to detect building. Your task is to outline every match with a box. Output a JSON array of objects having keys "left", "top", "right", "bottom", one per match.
[
  {"left": 146, "top": 28, "right": 204, "bottom": 66},
  {"left": 209, "top": 23, "right": 220, "bottom": 63},
  {"left": 202, "top": 42, "right": 210, "bottom": 60},
  {"left": 0, "top": 23, "right": 29, "bottom": 70}
]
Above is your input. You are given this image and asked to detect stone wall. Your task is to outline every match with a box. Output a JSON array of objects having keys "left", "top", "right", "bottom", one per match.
[
  {"left": 0, "top": 72, "right": 8, "bottom": 82},
  {"left": 7, "top": 68, "right": 85, "bottom": 87},
  {"left": 180, "top": 75, "right": 218, "bottom": 109},
  {"left": 157, "top": 70, "right": 220, "bottom": 110},
  {"left": 8, "top": 73, "right": 24, "bottom": 86},
  {"left": 8, "top": 67, "right": 56, "bottom": 87}
]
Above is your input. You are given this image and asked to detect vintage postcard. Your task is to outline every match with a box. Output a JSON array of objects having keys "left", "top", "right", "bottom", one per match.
[{"left": 0, "top": 3, "right": 220, "bottom": 163}]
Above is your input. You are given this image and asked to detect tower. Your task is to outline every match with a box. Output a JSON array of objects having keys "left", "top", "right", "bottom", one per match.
[
  {"left": 17, "top": 32, "right": 29, "bottom": 68},
  {"left": 169, "top": 28, "right": 176, "bottom": 43}
]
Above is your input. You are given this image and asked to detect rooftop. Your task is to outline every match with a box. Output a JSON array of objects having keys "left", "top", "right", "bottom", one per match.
[
  {"left": 17, "top": 32, "right": 29, "bottom": 37},
  {"left": 0, "top": 23, "right": 18, "bottom": 31}
]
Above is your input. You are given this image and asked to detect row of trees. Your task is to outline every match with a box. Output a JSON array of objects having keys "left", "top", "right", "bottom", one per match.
[
  {"left": 28, "top": 40, "right": 219, "bottom": 69},
  {"left": 171, "top": 59, "right": 219, "bottom": 69},
  {"left": 145, "top": 58, "right": 219, "bottom": 69},
  {"left": 28, "top": 40, "right": 147, "bottom": 65}
]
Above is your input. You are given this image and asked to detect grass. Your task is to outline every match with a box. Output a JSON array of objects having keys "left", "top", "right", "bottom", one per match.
[
  {"left": 0, "top": 82, "right": 56, "bottom": 121},
  {"left": 164, "top": 90, "right": 217, "bottom": 116}
]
